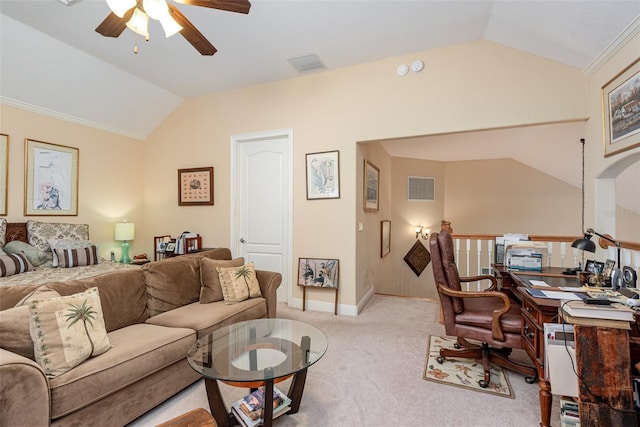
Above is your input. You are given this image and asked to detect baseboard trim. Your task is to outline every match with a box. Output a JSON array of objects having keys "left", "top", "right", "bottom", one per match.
[{"left": 287, "top": 286, "right": 376, "bottom": 316}]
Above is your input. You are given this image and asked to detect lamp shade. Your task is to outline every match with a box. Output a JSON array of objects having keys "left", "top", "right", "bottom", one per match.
[
  {"left": 115, "top": 222, "right": 135, "bottom": 241},
  {"left": 571, "top": 234, "right": 596, "bottom": 253}
]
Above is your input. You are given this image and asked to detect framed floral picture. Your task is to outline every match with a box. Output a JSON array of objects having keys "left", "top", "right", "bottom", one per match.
[
  {"left": 363, "top": 159, "right": 379, "bottom": 212},
  {"left": 0, "top": 134, "right": 7, "bottom": 216},
  {"left": 178, "top": 167, "right": 214, "bottom": 206},
  {"left": 25, "top": 139, "right": 78, "bottom": 216},
  {"left": 306, "top": 150, "right": 340, "bottom": 199},
  {"left": 602, "top": 57, "right": 640, "bottom": 157}
]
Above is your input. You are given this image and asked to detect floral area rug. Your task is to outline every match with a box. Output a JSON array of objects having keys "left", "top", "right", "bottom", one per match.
[{"left": 423, "top": 335, "right": 515, "bottom": 399}]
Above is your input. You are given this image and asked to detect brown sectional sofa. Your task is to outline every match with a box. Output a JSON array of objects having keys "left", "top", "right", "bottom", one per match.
[{"left": 0, "top": 248, "right": 282, "bottom": 427}]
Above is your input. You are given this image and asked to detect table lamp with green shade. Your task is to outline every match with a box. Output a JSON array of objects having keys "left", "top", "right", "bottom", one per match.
[{"left": 115, "top": 221, "right": 135, "bottom": 264}]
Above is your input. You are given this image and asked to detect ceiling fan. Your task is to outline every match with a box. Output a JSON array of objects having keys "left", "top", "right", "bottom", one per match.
[{"left": 95, "top": 0, "right": 251, "bottom": 55}]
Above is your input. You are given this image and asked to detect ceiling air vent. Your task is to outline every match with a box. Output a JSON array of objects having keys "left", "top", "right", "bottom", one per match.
[
  {"left": 407, "top": 176, "right": 435, "bottom": 201},
  {"left": 287, "top": 54, "right": 327, "bottom": 74}
]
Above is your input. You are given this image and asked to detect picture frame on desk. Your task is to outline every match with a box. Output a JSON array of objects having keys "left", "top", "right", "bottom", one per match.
[{"left": 165, "top": 242, "right": 176, "bottom": 253}]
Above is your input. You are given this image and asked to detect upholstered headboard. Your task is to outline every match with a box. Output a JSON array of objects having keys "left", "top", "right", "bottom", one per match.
[{"left": 6, "top": 222, "right": 28, "bottom": 243}]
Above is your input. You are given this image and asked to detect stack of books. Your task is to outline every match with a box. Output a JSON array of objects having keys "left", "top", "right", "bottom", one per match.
[
  {"left": 560, "top": 397, "right": 580, "bottom": 427},
  {"left": 231, "top": 386, "right": 291, "bottom": 427},
  {"left": 560, "top": 299, "right": 635, "bottom": 329}
]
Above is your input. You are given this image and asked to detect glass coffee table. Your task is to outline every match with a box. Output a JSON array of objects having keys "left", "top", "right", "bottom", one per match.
[{"left": 187, "top": 318, "right": 328, "bottom": 427}]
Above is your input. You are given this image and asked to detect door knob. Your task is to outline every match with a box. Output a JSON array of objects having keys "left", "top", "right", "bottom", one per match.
[{"left": 240, "top": 238, "right": 246, "bottom": 243}]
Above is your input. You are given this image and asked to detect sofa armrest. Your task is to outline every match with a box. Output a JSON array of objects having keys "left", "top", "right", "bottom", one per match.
[
  {"left": 255, "top": 270, "right": 282, "bottom": 318},
  {"left": 0, "top": 348, "right": 50, "bottom": 425}
]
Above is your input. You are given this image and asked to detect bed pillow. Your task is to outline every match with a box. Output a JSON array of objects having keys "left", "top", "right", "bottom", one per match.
[
  {"left": 29, "top": 287, "right": 110, "bottom": 378},
  {"left": 199, "top": 257, "right": 245, "bottom": 303},
  {"left": 0, "top": 253, "right": 35, "bottom": 277},
  {"left": 54, "top": 245, "right": 100, "bottom": 268},
  {"left": 217, "top": 262, "right": 262, "bottom": 305},
  {"left": 48, "top": 239, "right": 98, "bottom": 267},
  {"left": 4, "top": 241, "right": 49, "bottom": 267},
  {"left": 27, "top": 220, "right": 89, "bottom": 253},
  {"left": 0, "top": 218, "right": 6, "bottom": 247}
]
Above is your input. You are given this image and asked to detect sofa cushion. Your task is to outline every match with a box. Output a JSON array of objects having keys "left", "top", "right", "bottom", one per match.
[
  {"left": 27, "top": 220, "right": 89, "bottom": 253},
  {"left": 0, "top": 305, "right": 35, "bottom": 359},
  {"left": 0, "top": 253, "right": 35, "bottom": 277},
  {"left": 45, "top": 269, "right": 148, "bottom": 332},
  {"left": 29, "top": 287, "right": 111, "bottom": 378},
  {"left": 218, "top": 262, "right": 262, "bottom": 304},
  {"left": 48, "top": 323, "right": 196, "bottom": 419},
  {"left": 146, "top": 298, "right": 267, "bottom": 338},
  {"left": 15, "top": 285, "right": 61, "bottom": 307},
  {"left": 54, "top": 245, "right": 100, "bottom": 268},
  {"left": 3, "top": 241, "right": 49, "bottom": 267},
  {"left": 199, "top": 257, "right": 244, "bottom": 304},
  {"left": 143, "top": 256, "right": 203, "bottom": 317}
]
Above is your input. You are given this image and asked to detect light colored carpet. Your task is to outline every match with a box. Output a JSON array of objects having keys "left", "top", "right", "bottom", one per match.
[
  {"left": 128, "top": 295, "right": 560, "bottom": 427},
  {"left": 423, "top": 335, "right": 514, "bottom": 399}
]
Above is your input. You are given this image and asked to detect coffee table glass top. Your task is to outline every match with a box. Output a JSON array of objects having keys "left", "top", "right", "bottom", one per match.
[{"left": 187, "top": 318, "right": 328, "bottom": 383}]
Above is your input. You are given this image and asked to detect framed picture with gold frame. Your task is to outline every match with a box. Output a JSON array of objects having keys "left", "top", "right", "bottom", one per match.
[
  {"left": 178, "top": 167, "right": 214, "bottom": 206},
  {"left": 0, "top": 134, "right": 7, "bottom": 216},
  {"left": 602, "top": 57, "right": 640, "bottom": 158},
  {"left": 25, "top": 139, "right": 78, "bottom": 216},
  {"left": 363, "top": 159, "right": 379, "bottom": 212}
]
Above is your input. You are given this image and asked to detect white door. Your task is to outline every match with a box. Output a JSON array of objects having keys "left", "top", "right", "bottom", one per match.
[{"left": 231, "top": 130, "right": 292, "bottom": 303}]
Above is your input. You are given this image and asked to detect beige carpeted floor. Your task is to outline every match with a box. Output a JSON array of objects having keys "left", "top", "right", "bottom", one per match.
[{"left": 128, "top": 295, "right": 560, "bottom": 427}]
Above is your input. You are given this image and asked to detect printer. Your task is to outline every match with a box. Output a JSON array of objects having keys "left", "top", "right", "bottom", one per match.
[{"left": 505, "top": 241, "right": 549, "bottom": 271}]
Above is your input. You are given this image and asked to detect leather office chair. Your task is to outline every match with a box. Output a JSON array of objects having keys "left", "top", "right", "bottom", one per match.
[{"left": 429, "top": 230, "right": 537, "bottom": 387}]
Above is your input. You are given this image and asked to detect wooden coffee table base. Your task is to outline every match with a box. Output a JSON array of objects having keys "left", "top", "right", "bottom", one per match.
[{"left": 204, "top": 367, "right": 308, "bottom": 427}]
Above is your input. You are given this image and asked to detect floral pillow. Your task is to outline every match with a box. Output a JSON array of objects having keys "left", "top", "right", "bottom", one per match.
[
  {"left": 29, "top": 287, "right": 110, "bottom": 378},
  {"left": 4, "top": 241, "right": 49, "bottom": 267},
  {"left": 27, "top": 220, "right": 89, "bottom": 253}
]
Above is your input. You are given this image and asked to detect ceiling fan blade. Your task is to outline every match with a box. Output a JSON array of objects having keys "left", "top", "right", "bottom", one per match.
[
  {"left": 172, "top": 0, "right": 251, "bottom": 14},
  {"left": 95, "top": 9, "right": 135, "bottom": 38},
  {"left": 168, "top": 4, "right": 217, "bottom": 55}
]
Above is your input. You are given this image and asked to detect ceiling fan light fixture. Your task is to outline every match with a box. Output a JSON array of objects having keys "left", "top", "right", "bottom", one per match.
[
  {"left": 159, "top": 15, "right": 183, "bottom": 38},
  {"left": 106, "top": 0, "right": 137, "bottom": 18},
  {"left": 142, "top": 0, "right": 168, "bottom": 21},
  {"left": 126, "top": 8, "right": 150, "bottom": 38}
]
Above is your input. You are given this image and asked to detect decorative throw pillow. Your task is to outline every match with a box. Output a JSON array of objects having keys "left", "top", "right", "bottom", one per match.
[
  {"left": 199, "top": 257, "right": 245, "bottom": 304},
  {"left": 48, "top": 239, "right": 97, "bottom": 267},
  {"left": 217, "top": 262, "right": 262, "bottom": 305},
  {"left": 4, "top": 241, "right": 49, "bottom": 267},
  {"left": 0, "top": 253, "right": 35, "bottom": 277},
  {"left": 27, "top": 220, "right": 89, "bottom": 253},
  {"left": 0, "top": 218, "right": 6, "bottom": 247},
  {"left": 54, "top": 245, "right": 100, "bottom": 268},
  {"left": 29, "top": 287, "right": 110, "bottom": 378}
]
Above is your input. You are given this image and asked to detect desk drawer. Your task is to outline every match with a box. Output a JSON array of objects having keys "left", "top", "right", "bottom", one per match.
[
  {"left": 522, "top": 298, "right": 542, "bottom": 323},
  {"left": 522, "top": 314, "right": 539, "bottom": 358}
]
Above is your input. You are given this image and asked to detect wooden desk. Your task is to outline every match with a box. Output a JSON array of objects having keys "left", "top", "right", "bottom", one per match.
[{"left": 494, "top": 265, "right": 638, "bottom": 427}]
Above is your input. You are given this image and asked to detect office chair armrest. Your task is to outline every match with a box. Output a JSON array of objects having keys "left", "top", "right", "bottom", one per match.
[
  {"left": 437, "top": 283, "right": 511, "bottom": 342},
  {"left": 460, "top": 274, "right": 498, "bottom": 291}
]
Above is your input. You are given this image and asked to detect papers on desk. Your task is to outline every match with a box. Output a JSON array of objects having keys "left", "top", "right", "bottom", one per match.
[{"left": 526, "top": 288, "right": 586, "bottom": 301}]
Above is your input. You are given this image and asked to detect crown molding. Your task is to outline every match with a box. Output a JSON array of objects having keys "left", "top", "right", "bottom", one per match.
[
  {"left": 584, "top": 15, "right": 640, "bottom": 75},
  {"left": 0, "top": 96, "right": 146, "bottom": 141}
]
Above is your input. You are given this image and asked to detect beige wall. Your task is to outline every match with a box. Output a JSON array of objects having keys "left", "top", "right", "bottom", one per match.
[{"left": 0, "top": 104, "right": 145, "bottom": 259}]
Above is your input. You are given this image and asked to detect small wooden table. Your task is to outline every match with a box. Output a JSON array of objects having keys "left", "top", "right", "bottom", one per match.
[{"left": 156, "top": 408, "right": 216, "bottom": 427}]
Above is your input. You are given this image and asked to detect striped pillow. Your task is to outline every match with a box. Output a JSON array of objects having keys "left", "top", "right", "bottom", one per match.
[
  {"left": 0, "top": 253, "right": 35, "bottom": 277},
  {"left": 54, "top": 245, "right": 100, "bottom": 268}
]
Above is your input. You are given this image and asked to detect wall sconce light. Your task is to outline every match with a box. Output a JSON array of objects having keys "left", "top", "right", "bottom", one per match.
[{"left": 415, "top": 225, "right": 429, "bottom": 240}]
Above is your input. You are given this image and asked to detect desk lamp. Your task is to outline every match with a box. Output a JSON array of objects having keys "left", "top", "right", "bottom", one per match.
[
  {"left": 571, "top": 228, "right": 622, "bottom": 288},
  {"left": 115, "top": 221, "right": 135, "bottom": 264}
]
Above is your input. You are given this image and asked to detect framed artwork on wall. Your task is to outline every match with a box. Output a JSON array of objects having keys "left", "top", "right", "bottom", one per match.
[
  {"left": 602, "top": 57, "right": 640, "bottom": 158},
  {"left": 178, "top": 167, "right": 214, "bottom": 206},
  {"left": 25, "top": 139, "right": 78, "bottom": 216},
  {"left": 0, "top": 134, "right": 7, "bottom": 216},
  {"left": 380, "top": 220, "right": 391, "bottom": 258},
  {"left": 403, "top": 240, "right": 431, "bottom": 277},
  {"left": 363, "top": 159, "right": 379, "bottom": 212},
  {"left": 305, "top": 150, "right": 340, "bottom": 200}
]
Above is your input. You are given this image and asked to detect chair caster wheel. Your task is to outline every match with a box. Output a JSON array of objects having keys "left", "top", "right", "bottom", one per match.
[
  {"left": 478, "top": 380, "right": 489, "bottom": 388},
  {"left": 525, "top": 376, "right": 537, "bottom": 384},
  {"left": 436, "top": 356, "right": 444, "bottom": 364},
  {"left": 453, "top": 342, "right": 462, "bottom": 349}
]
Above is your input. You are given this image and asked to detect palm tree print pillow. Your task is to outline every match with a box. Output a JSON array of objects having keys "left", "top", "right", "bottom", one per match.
[
  {"left": 28, "top": 287, "right": 110, "bottom": 378},
  {"left": 217, "top": 262, "right": 262, "bottom": 304}
]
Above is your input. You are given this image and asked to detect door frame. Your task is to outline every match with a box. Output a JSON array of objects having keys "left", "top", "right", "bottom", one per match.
[{"left": 230, "top": 128, "right": 294, "bottom": 304}]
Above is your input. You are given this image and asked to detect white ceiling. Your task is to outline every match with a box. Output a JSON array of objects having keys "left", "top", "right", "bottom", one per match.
[{"left": 1, "top": 0, "right": 639, "bottom": 140}]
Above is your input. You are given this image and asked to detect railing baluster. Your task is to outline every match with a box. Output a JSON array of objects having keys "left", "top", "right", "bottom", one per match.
[{"left": 560, "top": 242, "right": 566, "bottom": 268}]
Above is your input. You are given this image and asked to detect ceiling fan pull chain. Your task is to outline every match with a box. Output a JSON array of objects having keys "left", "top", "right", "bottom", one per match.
[{"left": 134, "top": 34, "right": 138, "bottom": 54}]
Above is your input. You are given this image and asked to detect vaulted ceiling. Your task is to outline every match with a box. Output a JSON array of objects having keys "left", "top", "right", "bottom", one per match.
[{"left": 1, "top": 0, "right": 639, "bottom": 139}]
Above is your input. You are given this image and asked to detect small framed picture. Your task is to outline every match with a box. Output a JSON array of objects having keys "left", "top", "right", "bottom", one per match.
[
  {"left": 305, "top": 150, "right": 340, "bottom": 200},
  {"left": 178, "top": 167, "right": 214, "bottom": 206},
  {"left": 165, "top": 242, "right": 176, "bottom": 253},
  {"left": 297, "top": 258, "right": 339, "bottom": 288},
  {"left": 363, "top": 159, "right": 379, "bottom": 212}
]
